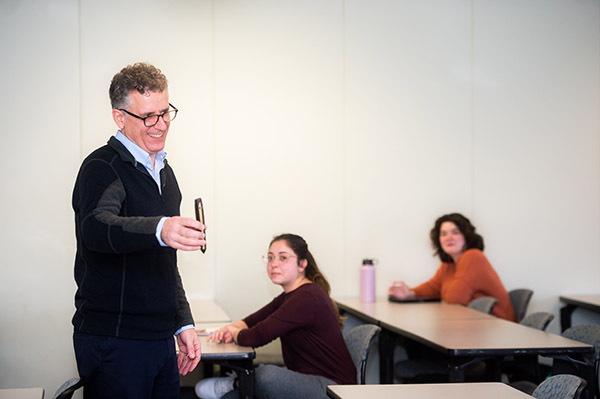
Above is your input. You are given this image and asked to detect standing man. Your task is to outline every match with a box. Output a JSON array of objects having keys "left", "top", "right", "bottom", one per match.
[{"left": 72, "top": 62, "right": 205, "bottom": 398}]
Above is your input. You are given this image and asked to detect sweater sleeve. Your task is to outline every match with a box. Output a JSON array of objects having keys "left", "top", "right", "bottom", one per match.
[
  {"left": 413, "top": 264, "right": 445, "bottom": 298},
  {"left": 450, "top": 249, "right": 515, "bottom": 321},
  {"left": 174, "top": 270, "right": 194, "bottom": 330},
  {"left": 238, "top": 290, "right": 316, "bottom": 348},
  {"left": 75, "top": 158, "right": 162, "bottom": 254}
]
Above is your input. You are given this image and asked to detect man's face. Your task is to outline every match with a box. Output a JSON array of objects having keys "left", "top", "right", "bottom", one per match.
[{"left": 113, "top": 90, "right": 170, "bottom": 162}]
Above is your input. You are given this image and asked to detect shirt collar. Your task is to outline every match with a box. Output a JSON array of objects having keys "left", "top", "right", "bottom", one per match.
[{"left": 115, "top": 130, "right": 167, "bottom": 170}]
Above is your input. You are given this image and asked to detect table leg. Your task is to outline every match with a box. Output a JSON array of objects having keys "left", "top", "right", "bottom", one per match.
[
  {"left": 378, "top": 330, "right": 395, "bottom": 384},
  {"left": 448, "top": 359, "right": 466, "bottom": 383},
  {"left": 212, "top": 359, "right": 255, "bottom": 399},
  {"left": 237, "top": 362, "right": 255, "bottom": 399},
  {"left": 560, "top": 304, "right": 576, "bottom": 332},
  {"left": 447, "top": 357, "right": 494, "bottom": 383}
]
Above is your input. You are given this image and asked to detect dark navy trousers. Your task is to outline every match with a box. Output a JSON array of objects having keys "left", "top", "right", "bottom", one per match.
[{"left": 73, "top": 331, "right": 179, "bottom": 399}]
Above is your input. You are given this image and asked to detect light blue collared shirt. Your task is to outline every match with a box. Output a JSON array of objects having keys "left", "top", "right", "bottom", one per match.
[
  {"left": 115, "top": 130, "right": 166, "bottom": 192},
  {"left": 115, "top": 132, "right": 193, "bottom": 336},
  {"left": 115, "top": 131, "right": 169, "bottom": 246}
]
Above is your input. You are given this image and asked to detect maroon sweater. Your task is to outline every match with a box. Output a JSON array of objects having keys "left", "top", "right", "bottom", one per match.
[{"left": 238, "top": 283, "right": 356, "bottom": 385}]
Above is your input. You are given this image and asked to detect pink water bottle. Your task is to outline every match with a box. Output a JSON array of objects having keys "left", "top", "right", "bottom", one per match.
[{"left": 360, "top": 259, "right": 376, "bottom": 303}]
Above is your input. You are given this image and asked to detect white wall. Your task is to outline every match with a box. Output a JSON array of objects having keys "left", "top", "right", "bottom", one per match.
[{"left": 1, "top": 0, "right": 599, "bottom": 394}]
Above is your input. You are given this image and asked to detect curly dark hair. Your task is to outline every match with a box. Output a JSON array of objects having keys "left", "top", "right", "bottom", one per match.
[
  {"left": 270, "top": 233, "right": 345, "bottom": 328},
  {"left": 429, "top": 213, "right": 484, "bottom": 263},
  {"left": 109, "top": 62, "right": 168, "bottom": 109}
]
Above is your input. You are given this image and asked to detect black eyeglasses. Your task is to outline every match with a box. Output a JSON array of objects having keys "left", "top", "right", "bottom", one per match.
[{"left": 119, "top": 103, "right": 178, "bottom": 127}]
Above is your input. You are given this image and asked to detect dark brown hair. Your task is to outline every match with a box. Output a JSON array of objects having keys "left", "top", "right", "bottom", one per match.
[
  {"left": 109, "top": 62, "right": 168, "bottom": 109},
  {"left": 270, "top": 233, "right": 345, "bottom": 328},
  {"left": 430, "top": 213, "right": 484, "bottom": 263}
]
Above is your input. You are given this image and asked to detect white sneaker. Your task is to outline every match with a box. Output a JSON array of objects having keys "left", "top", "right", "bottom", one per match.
[{"left": 194, "top": 375, "right": 236, "bottom": 399}]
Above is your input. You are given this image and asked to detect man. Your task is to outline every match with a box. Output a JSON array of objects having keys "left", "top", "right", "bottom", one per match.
[{"left": 72, "top": 62, "right": 205, "bottom": 398}]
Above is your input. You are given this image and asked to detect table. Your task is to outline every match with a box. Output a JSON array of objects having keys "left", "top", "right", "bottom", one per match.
[
  {"left": 187, "top": 300, "right": 256, "bottom": 397},
  {"left": 189, "top": 299, "right": 231, "bottom": 324},
  {"left": 336, "top": 297, "right": 593, "bottom": 384},
  {"left": 198, "top": 335, "right": 256, "bottom": 399},
  {"left": 0, "top": 388, "right": 44, "bottom": 399},
  {"left": 337, "top": 297, "right": 495, "bottom": 324},
  {"left": 559, "top": 294, "right": 600, "bottom": 331},
  {"left": 336, "top": 297, "right": 495, "bottom": 383},
  {"left": 326, "top": 382, "right": 532, "bottom": 399}
]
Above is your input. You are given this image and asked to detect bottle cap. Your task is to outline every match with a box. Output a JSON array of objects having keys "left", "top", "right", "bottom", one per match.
[{"left": 362, "top": 259, "right": 374, "bottom": 265}]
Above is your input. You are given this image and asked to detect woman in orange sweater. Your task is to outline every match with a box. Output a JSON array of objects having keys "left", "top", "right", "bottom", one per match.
[{"left": 388, "top": 213, "right": 515, "bottom": 321}]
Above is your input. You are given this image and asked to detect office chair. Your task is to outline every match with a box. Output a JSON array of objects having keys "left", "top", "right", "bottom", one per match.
[
  {"left": 509, "top": 289, "right": 534, "bottom": 322},
  {"left": 52, "top": 378, "right": 83, "bottom": 399},
  {"left": 521, "top": 311, "right": 555, "bottom": 331},
  {"left": 553, "top": 324, "right": 600, "bottom": 399},
  {"left": 505, "top": 312, "right": 556, "bottom": 392},
  {"left": 468, "top": 296, "right": 498, "bottom": 314},
  {"left": 343, "top": 324, "right": 381, "bottom": 384},
  {"left": 532, "top": 374, "right": 587, "bottom": 399},
  {"left": 394, "top": 296, "right": 499, "bottom": 383}
]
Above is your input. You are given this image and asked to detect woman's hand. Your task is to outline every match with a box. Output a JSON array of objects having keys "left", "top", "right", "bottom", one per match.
[
  {"left": 207, "top": 320, "right": 248, "bottom": 344},
  {"left": 388, "top": 280, "right": 413, "bottom": 299},
  {"left": 207, "top": 326, "right": 234, "bottom": 343}
]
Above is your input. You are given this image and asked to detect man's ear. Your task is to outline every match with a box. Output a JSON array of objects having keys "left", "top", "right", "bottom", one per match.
[{"left": 112, "top": 109, "right": 125, "bottom": 130}]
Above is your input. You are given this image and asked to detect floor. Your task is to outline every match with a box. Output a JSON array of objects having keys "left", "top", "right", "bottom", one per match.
[{"left": 180, "top": 386, "right": 197, "bottom": 399}]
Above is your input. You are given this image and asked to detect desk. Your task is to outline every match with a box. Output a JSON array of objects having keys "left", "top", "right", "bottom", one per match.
[
  {"left": 326, "top": 382, "right": 532, "bottom": 399},
  {"left": 337, "top": 297, "right": 495, "bottom": 324},
  {"left": 336, "top": 297, "right": 593, "bottom": 383},
  {"left": 198, "top": 335, "right": 256, "bottom": 399},
  {"left": 559, "top": 294, "right": 600, "bottom": 331},
  {"left": 0, "top": 388, "right": 44, "bottom": 399},
  {"left": 189, "top": 300, "right": 231, "bottom": 324},
  {"left": 336, "top": 297, "right": 495, "bottom": 383}
]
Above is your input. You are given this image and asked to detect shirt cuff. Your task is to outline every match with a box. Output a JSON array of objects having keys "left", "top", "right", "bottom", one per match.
[
  {"left": 175, "top": 324, "right": 195, "bottom": 336},
  {"left": 156, "top": 217, "right": 169, "bottom": 247}
]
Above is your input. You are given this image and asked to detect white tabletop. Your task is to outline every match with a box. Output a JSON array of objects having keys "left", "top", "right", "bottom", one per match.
[
  {"left": 197, "top": 334, "right": 255, "bottom": 360},
  {"left": 336, "top": 297, "right": 591, "bottom": 356},
  {"left": 336, "top": 297, "right": 495, "bottom": 324},
  {"left": 327, "top": 382, "right": 532, "bottom": 399},
  {"left": 189, "top": 299, "right": 231, "bottom": 324},
  {"left": 560, "top": 294, "right": 600, "bottom": 311},
  {"left": 0, "top": 388, "right": 44, "bottom": 399},
  {"left": 386, "top": 317, "right": 592, "bottom": 355}
]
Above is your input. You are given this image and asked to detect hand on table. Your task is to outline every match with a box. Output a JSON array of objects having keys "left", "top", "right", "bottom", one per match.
[{"left": 388, "top": 280, "right": 413, "bottom": 299}]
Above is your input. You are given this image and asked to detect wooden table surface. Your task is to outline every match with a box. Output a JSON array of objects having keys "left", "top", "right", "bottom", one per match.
[
  {"left": 327, "top": 382, "right": 532, "bottom": 399},
  {"left": 0, "top": 388, "right": 44, "bottom": 399}
]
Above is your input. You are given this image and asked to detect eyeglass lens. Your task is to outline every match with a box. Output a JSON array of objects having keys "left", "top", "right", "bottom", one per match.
[{"left": 143, "top": 109, "right": 177, "bottom": 127}]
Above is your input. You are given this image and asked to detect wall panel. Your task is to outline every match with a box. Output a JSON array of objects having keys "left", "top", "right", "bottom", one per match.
[
  {"left": 344, "top": 0, "right": 473, "bottom": 295},
  {"left": 472, "top": 0, "right": 600, "bottom": 331}
]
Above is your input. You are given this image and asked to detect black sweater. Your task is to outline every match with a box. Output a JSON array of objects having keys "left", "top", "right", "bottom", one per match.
[{"left": 72, "top": 137, "right": 193, "bottom": 340}]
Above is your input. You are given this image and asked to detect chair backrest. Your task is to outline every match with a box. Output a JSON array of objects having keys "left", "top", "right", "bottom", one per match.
[
  {"left": 509, "top": 288, "right": 534, "bottom": 322},
  {"left": 468, "top": 296, "right": 498, "bottom": 314},
  {"left": 52, "top": 378, "right": 84, "bottom": 399},
  {"left": 560, "top": 324, "right": 600, "bottom": 399},
  {"left": 562, "top": 324, "right": 600, "bottom": 364},
  {"left": 343, "top": 324, "right": 381, "bottom": 384},
  {"left": 532, "top": 374, "right": 587, "bottom": 399},
  {"left": 521, "top": 311, "right": 555, "bottom": 331}
]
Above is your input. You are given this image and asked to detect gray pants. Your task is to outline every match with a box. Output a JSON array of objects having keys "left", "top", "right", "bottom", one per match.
[{"left": 222, "top": 364, "right": 337, "bottom": 399}]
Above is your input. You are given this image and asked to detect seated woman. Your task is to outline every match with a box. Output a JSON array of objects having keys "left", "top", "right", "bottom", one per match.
[
  {"left": 195, "top": 233, "right": 356, "bottom": 399},
  {"left": 388, "top": 213, "right": 515, "bottom": 321}
]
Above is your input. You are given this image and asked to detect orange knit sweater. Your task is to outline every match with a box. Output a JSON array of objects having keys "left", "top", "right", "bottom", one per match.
[{"left": 413, "top": 249, "right": 516, "bottom": 321}]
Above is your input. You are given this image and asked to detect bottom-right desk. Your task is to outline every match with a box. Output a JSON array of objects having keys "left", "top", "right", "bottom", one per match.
[{"left": 327, "top": 382, "right": 532, "bottom": 399}]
